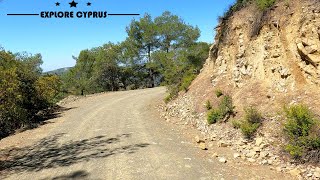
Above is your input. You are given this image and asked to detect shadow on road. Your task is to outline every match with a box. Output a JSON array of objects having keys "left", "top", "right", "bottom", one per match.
[
  {"left": 41, "top": 170, "right": 90, "bottom": 180},
  {"left": 0, "top": 133, "right": 150, "bottom": 178}
]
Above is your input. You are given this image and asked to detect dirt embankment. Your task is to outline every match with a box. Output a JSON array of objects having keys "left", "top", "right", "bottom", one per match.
[{"left": 163, "top": 0, "right": 320, "bottom": 179}]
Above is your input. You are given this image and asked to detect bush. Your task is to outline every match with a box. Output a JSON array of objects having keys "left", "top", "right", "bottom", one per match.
[
  {"left": 283, "top": 104, "right": 320, "bottom": 159},
  {"left": 237, "top": 107, "right": 263, "bottom": 138},
  {"left": 215, "top": 89, "right": 223, "bottom": 98},
  {"left": 207, "top": 109, "right": 223, "bottom": 124},
  {"left": 180, "top": 74, "right": 196, "bottom": 92},
  {"left": 207, "top": 95, "right": 234, "bottom": 124},
  {"left": 0, "top": 49, "right": 60, "bottom": 138},
  {"left": 205, "top": 100, "right": 212, "bottom": 110},
  {"left": 219, "top": 95, "right": 234, "bottom": 116},
  {"left": 285, "top": 144, "right": 304, "bottom": 158},
  {"left": 256, "top": 0, "right": 275, "bottom": 10},
  {"left": 232, "top": 119, "right": 241, "bottom": 129},
  {"left": 244, "top": 106, "right": 263, "bottom": 124},
  {"left": 240, "top": 121, "right": 261, "bottom": 138}
]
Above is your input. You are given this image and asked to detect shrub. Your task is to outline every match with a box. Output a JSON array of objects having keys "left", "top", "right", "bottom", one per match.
[
  {"left": 284, "top": 105, "right": 314, "bottom": 139},
  {"left": 180, "top": 74, "right": 196, "bottom": 92},
  {"left": 219, "top": 95, "right": 234, "bottom": 116},
  {"left": 244, "top": 106, "right": 263, "bottom": 124},
  {"left": 240, "top": 121, "right": 260, "bottom": 138},
  {"left": 238, "top": 107, "right": 263, "bottom": 138},
  {"left": 232, "top": 120, "right": 241, "bottom": 129},
  {"left": 206, "top": 95, "right": 234, "bottom": 124},
  {"left": 207, "top": 109, "right": 223, "bottom": 124},
  {"left": 283, "top": 104, "right": 320, "bottom": 159},
  {"left": 285, "top": 144, "right": 304, "bottom": 158},
  {"left": 164, "top": 94, "right": 173, "bottom": 104},
  {"left": 215, "top": 89, "right": 223, "bottom": 98},
  {"left": 256, "top": 0, "right": 275, "bottom": 10},
  {"left": 205, "top": 100, "right": 212, "bottom": 110}
]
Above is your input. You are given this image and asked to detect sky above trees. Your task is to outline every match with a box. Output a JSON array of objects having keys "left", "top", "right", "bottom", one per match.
[{"left": 0, "top": 0, "right": 235, "bottom": 71}]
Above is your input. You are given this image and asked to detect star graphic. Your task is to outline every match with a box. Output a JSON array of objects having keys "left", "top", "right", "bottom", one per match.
[
  {"left": 87, "top": 2, "right": 92, "bottom": 6},
  {"left": 69, "top": 0, "right": 78, "bottom": 8},
  {"left": 55, "top": 2, "right": 60, "bottom": 6}
]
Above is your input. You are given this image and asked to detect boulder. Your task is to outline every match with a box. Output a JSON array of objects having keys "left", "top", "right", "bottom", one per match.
[{"left": 297, "top": 43, "right": 320, "bottom": 65}]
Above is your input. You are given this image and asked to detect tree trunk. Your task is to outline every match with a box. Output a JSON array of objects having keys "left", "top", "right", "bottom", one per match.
[{"left": 147, "top": 45, "right": 155, "bottom": 88}]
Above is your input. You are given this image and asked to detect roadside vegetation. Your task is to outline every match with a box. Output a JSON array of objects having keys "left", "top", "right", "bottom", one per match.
[
  {"left": 0, "top": 50, "right": 61, "bottom": 138},
  {"left": 233, "top": 107, "right": 263, "bottom": 138},
  {"left": 283, "top": 105, "right": 320, "bottom": 162},
  {"left": 207, "top": 92, "right": 234, "bottom": 124}
]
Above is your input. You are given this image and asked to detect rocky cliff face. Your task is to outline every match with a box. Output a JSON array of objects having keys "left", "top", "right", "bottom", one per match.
[
  {"left": 209, "top": 0, "right": 320, "bottom": 90},
  {"left": 162, "top": 0, "right": 320, "bottom": 178},
  {"left": 168, "top": 0, "right": 320, "bottom": 115}
]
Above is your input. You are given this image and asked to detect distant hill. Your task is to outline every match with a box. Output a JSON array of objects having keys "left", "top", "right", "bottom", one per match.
[{"left": 45, "top": 67, "right": 72, "bottom": 75}]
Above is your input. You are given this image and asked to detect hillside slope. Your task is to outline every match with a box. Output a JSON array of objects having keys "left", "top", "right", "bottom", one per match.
[{"left": 164, "top": 0, "right": 320, "bottom": 178}]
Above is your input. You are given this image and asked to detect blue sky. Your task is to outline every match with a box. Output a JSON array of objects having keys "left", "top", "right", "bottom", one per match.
[{"left": 0, "top": 0, "right": 235, "bottom": 71}]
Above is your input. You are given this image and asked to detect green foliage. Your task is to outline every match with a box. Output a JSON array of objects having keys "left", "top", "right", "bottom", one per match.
[
  {"left": 285, "top": 144, "right": 304, "bottom": 158},
  {"left": 207, "top": 95, "right": 234, "bottom": 124},
  {"left": 207, "top": 109, "right": 223, "bottom": 124},
  {"left": 284, "top": 105, "right": 314, "bottom": 138},
  {"left": 244, "top": 106, "right": 263, "bottom": 124},
  {"left": 0, "top": 49, "right": 60, "bottom": 138},
  {"left": 256, "top": 0, "right": 275, "bottom": 10},
  {"left": 219, "top": 95, "right": 234, "bottom": 116},
  {"left": 236, "top": 107, "right": 263, "bottom": 138},
  {"left": 180, "top": 74, "right": 196, "bottom": 92},
  {"left": 232, "top": 119, "right": 241, "bottom": 129},
  {"left": 283, "top": 105, "right": 320, "bottom": 159},
  {"left": 240, "top": 121, "right": 261, "bottom": 138},
  {"left": 205, "top": 100, "right": 212, "bottom": 110},
  {"left": 35, "top": 75, "right": 62, "bottom": 105},
  {"left": 60, "top": 11, "right": 208, "bottom": 99},
  {"left": 215, "top": 89, "right": 223, "bottom": 98}
]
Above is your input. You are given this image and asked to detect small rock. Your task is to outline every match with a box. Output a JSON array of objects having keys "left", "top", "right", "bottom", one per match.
[
  {"left": 289, "top": 168, "right": 301, "bottom": 177},
  {"left": 253, "top": 147, "right": 261, "bottom": 152},
  {"left": 219, "top": 157, "right": 227, "bottom": 163},
  {"left": 212, "top": 153, "right": 218, "bottom": 158},
  {"left": 246, "top": 151, "right": 256, "bottom": 158},
  {"left": 276, "top": 167, "right": 283, "bottom": 172},
  {"left": 261, "top": 160, "right": 268, "bottom": 165},
  {"left": 260, "top": 151, "right": 269, "bottom": 158},
  {"left": 195, "top": 135, "right": 204, "bottom": 143},
  {"left": 314, "top": 167, "right": 320, "bottom": 178},
  {"left": 255, "top": 137, "right": 263, "bottom": 146},
  {"left": 208, "top": 143, "right": 214, "bottom": 148},
  {"left": 233, "top": 153, "right": 241, "bottom": 159},
  {"left": 199, "top": 142, "right": 207, "bottom": 150},
  {"left": 218, "top": 141, "right": 230, "bottom": 147},
  {"left": 247, "top": 158, "right": 256, "bottom": 163}
]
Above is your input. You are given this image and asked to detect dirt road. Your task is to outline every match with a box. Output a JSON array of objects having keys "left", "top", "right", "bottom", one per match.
[{"left": 0, "top": 87, "right": 292, "bottom": 179}]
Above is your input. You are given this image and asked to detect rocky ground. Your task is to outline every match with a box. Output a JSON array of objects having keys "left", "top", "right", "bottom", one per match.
[{"left": 159, "top": 94, "right": 320, "bottom": 179}]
